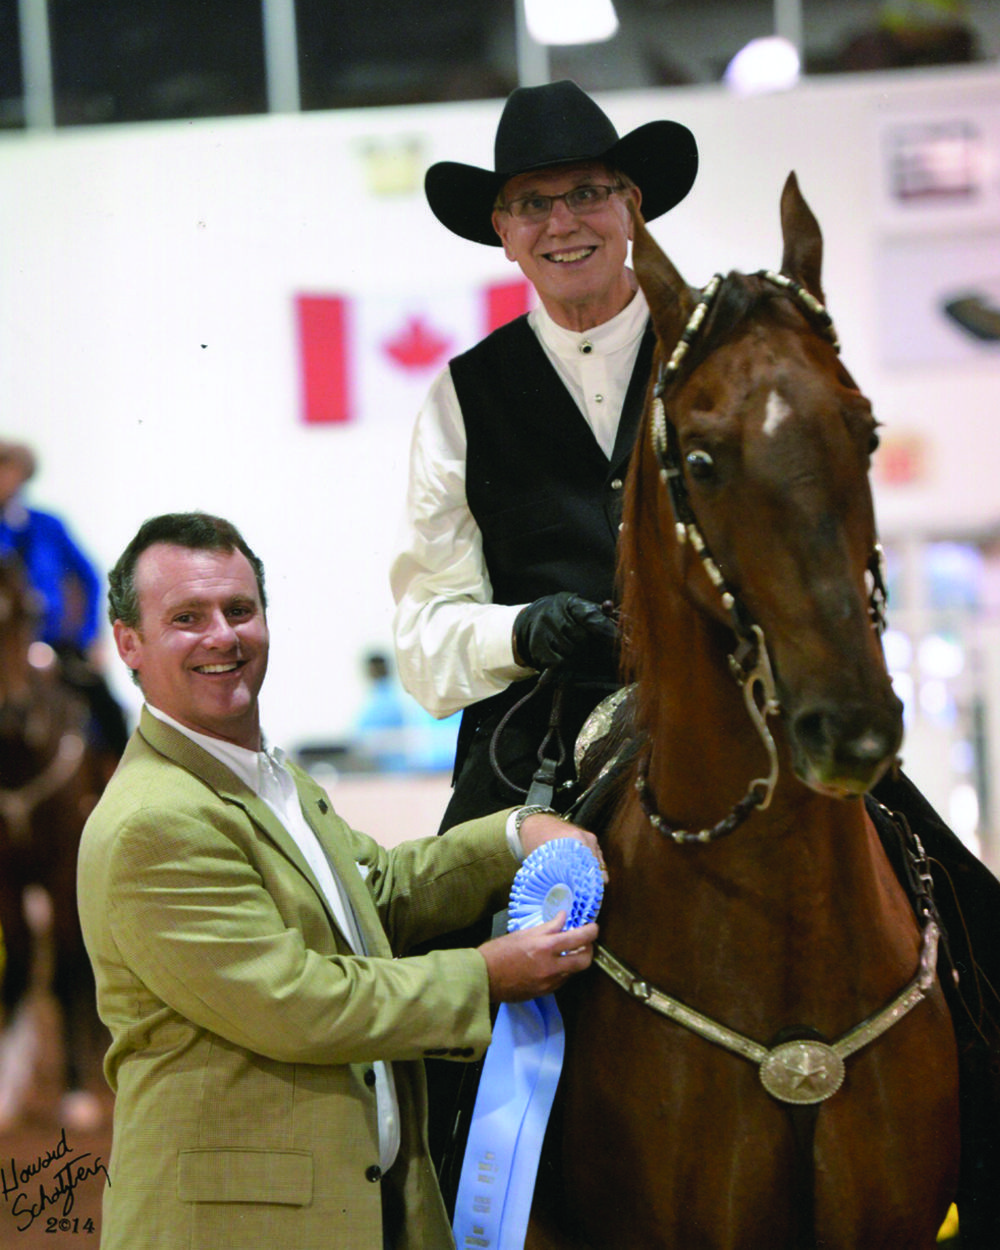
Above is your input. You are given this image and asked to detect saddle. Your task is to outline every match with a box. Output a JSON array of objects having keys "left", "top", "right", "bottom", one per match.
[{"left": 563, "top": 684, "right": 643, "bottom": 829}]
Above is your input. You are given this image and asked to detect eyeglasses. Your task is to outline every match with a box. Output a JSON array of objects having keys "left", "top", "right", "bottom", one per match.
[{"left": 500, "top": 183, "right": 622, "bottom": 223}]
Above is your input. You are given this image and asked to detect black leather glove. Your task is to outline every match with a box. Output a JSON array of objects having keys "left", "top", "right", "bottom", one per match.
[{"left": 513, "top": 592, "right": 617, "bottom": 670}]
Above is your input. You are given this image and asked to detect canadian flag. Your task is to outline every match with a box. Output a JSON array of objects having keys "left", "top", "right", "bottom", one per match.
[{"left": 295, "top": 278, "right": 534, "bottom": 425}]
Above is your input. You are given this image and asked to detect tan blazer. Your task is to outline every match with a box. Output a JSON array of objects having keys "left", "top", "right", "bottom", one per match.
[{"left": 77, "top": 709, "right": 518, "bottom": 1250}]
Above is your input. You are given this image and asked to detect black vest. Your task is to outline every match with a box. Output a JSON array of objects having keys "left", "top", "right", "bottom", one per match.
[
  {"left": 451, "top": 315, "right": 654, "bottom": 608},
  {"left": 438, "top": 314, "right": 655, "bottom": 821}
]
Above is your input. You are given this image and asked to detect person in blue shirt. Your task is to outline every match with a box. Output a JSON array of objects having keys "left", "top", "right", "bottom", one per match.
[
  {"left": 0, "top": 441, "right": 101, "bottom": 650},
  {"left": 353, "top": 651, "right": 459, "bottom": 773},
  {"left": 0, "top": 439, "right": 127, "bottom": 755}
]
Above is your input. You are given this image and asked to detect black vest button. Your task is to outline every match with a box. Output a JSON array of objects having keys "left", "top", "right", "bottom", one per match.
[
  {"left": 366, "top": 1165, "right": 382, "bottom": 1183},
  {"left": 364, "top": 1068, "right": 377, "bottom": 1087}
]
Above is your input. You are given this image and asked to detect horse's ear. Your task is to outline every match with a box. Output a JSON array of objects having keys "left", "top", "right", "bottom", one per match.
[
  {"left": 779, "top": 171, "right": 825, "bottom": 305},
  {"left": 630, "top": 199, "right": 693, "bottom": 347}
]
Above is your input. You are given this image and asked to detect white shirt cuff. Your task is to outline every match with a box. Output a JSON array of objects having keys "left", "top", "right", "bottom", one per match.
[
  {"left": 505, "top": 809, "right": 527, "bottom": 862},
  {"left": 480, "top": 601, "right": 533, "bottom": 676}
]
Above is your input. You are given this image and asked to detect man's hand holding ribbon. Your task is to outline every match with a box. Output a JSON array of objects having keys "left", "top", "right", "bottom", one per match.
[{"left": 477, "top": 809, "right": 603, "bottom": 1003}]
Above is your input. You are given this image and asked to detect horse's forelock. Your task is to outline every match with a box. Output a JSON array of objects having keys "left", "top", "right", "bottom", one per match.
[{"left": 678, "top": 272, "right": 762, "bottom": 381}]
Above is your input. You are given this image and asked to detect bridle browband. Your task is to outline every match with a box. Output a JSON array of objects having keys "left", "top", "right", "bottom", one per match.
[{"left": 637, "top": 270, "right": 889, "bottom": 845}]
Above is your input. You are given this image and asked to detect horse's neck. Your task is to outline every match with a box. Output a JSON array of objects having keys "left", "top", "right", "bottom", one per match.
[
  {"left": 632, "top": 601, "right": 882, "bottom": 879},
  {"left": 633, "top": 603, "right": 772, "bottom": 828},
  {"left": 616, "top": 770, "right": 887, "bottom": 914},
  {"left": 610, "top": 602, "right": 920, "bottom": 1027},
  {"left": 0, "top": 628, "right": 34, "bottom": 705}
]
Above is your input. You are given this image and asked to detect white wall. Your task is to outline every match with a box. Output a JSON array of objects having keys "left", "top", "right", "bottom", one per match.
[{"left": 0, "top": 65, "right": 997, "bottom": 752}]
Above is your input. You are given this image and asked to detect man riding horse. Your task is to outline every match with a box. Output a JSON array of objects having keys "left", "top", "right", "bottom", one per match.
[
  {"left": 392, "top": 80, "right": 1000, "bottom": 1240},
  {"left": 390, "top": 80, "right": 698, "bottom": 1204}
]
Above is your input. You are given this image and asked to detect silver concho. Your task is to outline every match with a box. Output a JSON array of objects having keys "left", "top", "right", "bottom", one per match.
[{"left": 758, "top": 1040, "right": 846, "bottom": 1105}]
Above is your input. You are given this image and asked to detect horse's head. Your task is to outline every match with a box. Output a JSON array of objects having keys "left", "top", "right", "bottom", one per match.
[{"left": 623, "top": 173, "right": 902, "bottom": 798}]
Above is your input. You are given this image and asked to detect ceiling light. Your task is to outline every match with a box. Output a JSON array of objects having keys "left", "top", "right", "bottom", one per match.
[
  {"left": 723, "top": 36, "right": 801, "bottom": 95},
  {"left": 523, "top": 0, "right": 619, "bottom": 47}
]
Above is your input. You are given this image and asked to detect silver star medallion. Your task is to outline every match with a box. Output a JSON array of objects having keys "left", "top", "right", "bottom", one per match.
[{"left": 759, "top": 1040, "right": 846, "bottom": 1104}]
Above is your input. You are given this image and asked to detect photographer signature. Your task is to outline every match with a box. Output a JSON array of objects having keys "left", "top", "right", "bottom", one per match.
[{"left": 1, "top": 1128, "right": 110, "bottom": 1232}]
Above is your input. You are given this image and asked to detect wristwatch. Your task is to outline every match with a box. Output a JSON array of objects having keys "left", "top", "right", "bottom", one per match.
[{"left": 513, "top": 805, "right": 560, "bottom": 842}]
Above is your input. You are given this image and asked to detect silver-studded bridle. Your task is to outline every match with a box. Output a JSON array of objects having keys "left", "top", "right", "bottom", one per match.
[{"left": 636, "top": 270, "right": 889, "bottom": 845}]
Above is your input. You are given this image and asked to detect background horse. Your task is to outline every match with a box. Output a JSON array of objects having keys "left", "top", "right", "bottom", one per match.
[
  {"left": 528, "top": 175, "right": 959, "bottom": 1249},
  {"left": 0, "top": 554, "right": 113, "bottom": 1129}
]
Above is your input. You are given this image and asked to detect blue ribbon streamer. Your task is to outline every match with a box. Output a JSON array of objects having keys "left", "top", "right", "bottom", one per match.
[
  {"left": 452, "top": 839, "right": 603, "bottom": 1250},
  {"left": 452, "top": 995, "right": 564, "bottom": 1250}
]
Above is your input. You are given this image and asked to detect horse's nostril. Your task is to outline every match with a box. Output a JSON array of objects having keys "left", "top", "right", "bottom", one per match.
[
  {"left": 794, "top": 710, "right": 828, "bottom": 755},
  {"left": 793, "top": 704, "right": 902, "bottom": 776}
]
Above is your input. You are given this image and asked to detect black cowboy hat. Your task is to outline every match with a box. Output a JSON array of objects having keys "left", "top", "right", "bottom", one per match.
[{"left": 425, "top": 79, "right": 698, "bottom": 246}]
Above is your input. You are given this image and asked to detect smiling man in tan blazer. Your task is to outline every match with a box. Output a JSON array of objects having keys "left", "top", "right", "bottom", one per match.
[{"left": 77, "top": 511, "right": 599, "bottom": 1250}]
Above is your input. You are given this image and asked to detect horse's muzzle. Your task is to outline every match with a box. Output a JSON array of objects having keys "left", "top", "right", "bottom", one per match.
[{"left": 790, "top": 695, "right": 904, "bottom": 796}]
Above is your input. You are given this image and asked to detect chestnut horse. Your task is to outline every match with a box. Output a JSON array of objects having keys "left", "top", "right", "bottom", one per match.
[
  {"left": 0, "top": 554, "right": 111, "bottom": 1127},
  {"left": 528, "top": 175, "right": 959, "bottom": 1249}
]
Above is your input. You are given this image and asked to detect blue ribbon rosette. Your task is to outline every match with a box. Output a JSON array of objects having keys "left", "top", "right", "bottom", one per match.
[
  {"left": 507, "top": 837, "right": 605, "bottom": 934},
  {"left": 453, "top": 838, "right": 604, "bottom": 1250}
]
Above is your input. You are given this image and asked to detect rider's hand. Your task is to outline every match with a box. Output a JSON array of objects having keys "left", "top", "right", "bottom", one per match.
[
  {"left": 512, "top": 592, "right": 617, "bottom": 670},
  {"left": 478, "top": 913, "right": 598, "bottom": 1003}
]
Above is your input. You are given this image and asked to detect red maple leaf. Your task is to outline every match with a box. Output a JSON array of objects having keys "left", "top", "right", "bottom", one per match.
[{"left": 383, "top": 316, "right": 453, "bottom": 370}]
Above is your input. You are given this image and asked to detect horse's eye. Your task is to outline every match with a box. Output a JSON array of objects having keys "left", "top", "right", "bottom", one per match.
[
  {"left": 868, "top": 428, "right": 881, "bottom": 455},
  {"left": 686, "top": 449, "right": 715, "bottom": 480}
]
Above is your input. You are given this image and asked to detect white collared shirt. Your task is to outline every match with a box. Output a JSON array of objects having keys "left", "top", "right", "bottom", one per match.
[
  {"left": 390, "top": 288, "right": 649, "bottom": 719},
  {"left": 145, "top": 704, "right": 401, "bottom": 1172}
]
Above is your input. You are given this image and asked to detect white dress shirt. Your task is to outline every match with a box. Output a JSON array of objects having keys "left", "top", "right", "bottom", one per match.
[
  {"left": 145, "top": 704, "right": 401, "bottom": 1172},
  {"left": 390, "top": 287, "right": 649, "bottom": 719}
]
